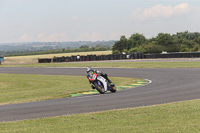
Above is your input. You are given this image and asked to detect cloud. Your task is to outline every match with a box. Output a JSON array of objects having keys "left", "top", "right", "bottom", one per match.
[
  {"left": 69, "top": 16, "right": 96, "bottom": 24},
  {"left": 37, "top": 33, "right": 46, "bottom": 39},
  {"left": 109, "top": 32, "right": 128, "bottom": 40},
  {"left": 76, "top": 32, "right": 103, "bottom": 41},
  {"left": 19, "top": 34, "right": 33, "bottom": 42},
  {"left": 131, "top": 3, "right": 191, "bottom": 21},
  {"left": 37, "top": 33, "right": 68, "bottom": 42},
  {"left": 85, "top": 18, "right": 96, "bottom": 23},
  {"left": 18, "top": 32, "right": 103, "bottom": 42},
  {"left": 69, "top": 16, "right": 80, "bottom": 22}
]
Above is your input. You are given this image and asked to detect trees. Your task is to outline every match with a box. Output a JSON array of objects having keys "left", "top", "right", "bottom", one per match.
[
  {"left": 112, "top": 33, "right": 146, "bottom": 54},
  {"left": 112, "top": 31, "right": 200, "bottom": 54},
  {"left": 128, "top": 33, "right": 146, "bottom": 49},
  {"left": 79, "top": 45, "right": 89, "bottom": 49},
  {"left": 156, "top": 33, "right": 174, "bottom": 46},
  {"left": 112, "top": 35, "right": 128, "bottom": 53},
  {"left": 143, "top": 43, "right": 163, "bottom": 53}
]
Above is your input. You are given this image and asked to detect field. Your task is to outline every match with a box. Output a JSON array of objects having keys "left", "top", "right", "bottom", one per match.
[
  {"left": 3, "top": 51, "right": 112, "bottom": 65},
  {"left": 0, "top": 73, "right": 138, "bottom": 105}
]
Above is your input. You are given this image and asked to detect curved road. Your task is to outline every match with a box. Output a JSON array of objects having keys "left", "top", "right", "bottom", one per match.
[{"left": 0, "top": 67, "right": 200, "bottom": 122}]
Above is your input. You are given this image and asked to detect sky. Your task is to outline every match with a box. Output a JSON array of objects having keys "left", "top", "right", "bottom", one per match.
[{"left": 0, "top": 0, "right": 200, "bottom": 43}]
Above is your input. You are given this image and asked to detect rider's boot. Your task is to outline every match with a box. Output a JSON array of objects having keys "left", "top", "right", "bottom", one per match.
[
  {"left": 107, "top": 80, "right": 114, "bottom": 86},
  {"left": 109, "top": 82, "right": 114, "bottom": 86}
]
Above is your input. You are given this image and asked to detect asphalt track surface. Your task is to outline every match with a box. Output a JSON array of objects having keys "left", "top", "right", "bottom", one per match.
[{"left": 0, "top": 67, "right": 200, "bottom": 122}]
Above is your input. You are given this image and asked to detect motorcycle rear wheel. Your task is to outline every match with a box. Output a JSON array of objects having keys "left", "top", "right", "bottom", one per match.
[{"left": 94, "top": 82, "right": 105, "bottom": 94}]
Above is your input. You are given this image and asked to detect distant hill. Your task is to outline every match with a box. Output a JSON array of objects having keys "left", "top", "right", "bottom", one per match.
[{"left": 0, "top": 41, "right": 115, "bottom": 52}]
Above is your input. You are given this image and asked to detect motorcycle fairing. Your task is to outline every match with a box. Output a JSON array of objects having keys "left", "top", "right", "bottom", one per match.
[{"left": 97, "top": 76, "right": 108, "bottom": 92}]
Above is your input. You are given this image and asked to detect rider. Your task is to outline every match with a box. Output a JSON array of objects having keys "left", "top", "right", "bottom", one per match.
[{"left": 86, "top": 67, "right": 114, "bottom": 89}]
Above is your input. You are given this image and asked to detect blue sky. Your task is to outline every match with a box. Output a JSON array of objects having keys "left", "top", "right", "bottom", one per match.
[{"left": 0, "top": 0, "right": 200, "bottom": 43}]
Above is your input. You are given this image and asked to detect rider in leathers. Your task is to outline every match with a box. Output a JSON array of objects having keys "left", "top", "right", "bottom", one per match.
[{"left": 86, "top": 67, "right": 113, "bottom": 89}]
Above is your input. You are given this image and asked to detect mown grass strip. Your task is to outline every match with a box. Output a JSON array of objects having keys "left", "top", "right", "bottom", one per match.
[
  {"left": 1, "top": 99, "right": 200, "bottom": 132},
  {"left": 1, "top": 61, "right": 200, "bottom": 68},
  {"left": 0, "top": 74, "right": 140, "bottom": 105},
  {"left": 129, "top": 85, "right": 140, "bottom": 87},
  {"left": 70, "top": 81, "right": 148, "bottom": 97}
]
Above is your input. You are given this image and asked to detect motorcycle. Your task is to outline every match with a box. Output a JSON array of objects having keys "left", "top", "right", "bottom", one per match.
[{"left": 88, "top": 72, "right": 117, "bottom": 94}]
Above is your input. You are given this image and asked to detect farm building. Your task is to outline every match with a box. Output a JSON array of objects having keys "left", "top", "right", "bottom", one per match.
[
  {"left": 0, "top": 54, "right": 4, "bottom": 64},
  {"left": 0, "top": 57, "right": 4, "bottom": 61}
]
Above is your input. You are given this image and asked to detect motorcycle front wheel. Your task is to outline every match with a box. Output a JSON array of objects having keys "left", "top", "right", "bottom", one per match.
[{"left": 94, "top": 81, "right": 105, "bottom": 94}]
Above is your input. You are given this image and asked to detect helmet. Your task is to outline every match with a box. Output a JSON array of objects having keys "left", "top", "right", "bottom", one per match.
[{"left": 86, "top": 67, "right": 93, "bottom": 73}]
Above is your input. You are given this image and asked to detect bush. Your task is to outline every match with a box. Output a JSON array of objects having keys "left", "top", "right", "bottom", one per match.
[
  {"left": 112, "top": 50, "right": 120, "bottom": 54},
  {"left": 143, "top": 44, "right": 163, "bottom": 53}
]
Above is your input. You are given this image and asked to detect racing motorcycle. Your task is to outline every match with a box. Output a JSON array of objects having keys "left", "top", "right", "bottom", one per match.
[{"left": 88, "top": 72, "right": 117, "bottom": 94}]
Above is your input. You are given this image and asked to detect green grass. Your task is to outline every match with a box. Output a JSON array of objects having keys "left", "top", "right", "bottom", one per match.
[
  {"left": 0, "top": 73, "right": 140, "bottom": 105},
  {"left": 1, "top": 59, "right": 200, "bottom": 132},
  {"left": 1, "top": 61, "right": 200, "bottom": 68},
  {"left": 1, "top": 99, "right": 200, "bottom": 133}
]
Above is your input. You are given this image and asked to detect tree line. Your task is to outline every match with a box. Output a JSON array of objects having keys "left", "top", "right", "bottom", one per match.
[
  {"left": 5, "top": 46, "right": 110, "bottom": 57},
  {"left": 112, "top": 31, "right": 200, "bottom": 54}
]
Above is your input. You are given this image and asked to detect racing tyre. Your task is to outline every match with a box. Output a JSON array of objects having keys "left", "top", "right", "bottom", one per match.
[
  {"left": 94, "top": 81, "right": 105, "bottom": 94},
  {"left": 110, "top": 85, "right": 117, "bottom": 93}
]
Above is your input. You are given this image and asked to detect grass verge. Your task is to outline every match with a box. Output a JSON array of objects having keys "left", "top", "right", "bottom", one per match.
[
  {"left": 3, "top": 51, "right": 112, "bottom": 65},
  {"left": 1, "top": 99, "right": 200, "bottom": 132},
  {"left": 0, "top": 73, "right": 140, "bottom": 105},
  {"left": 1, "top": 61, "right": 200, "bottom": 68}
]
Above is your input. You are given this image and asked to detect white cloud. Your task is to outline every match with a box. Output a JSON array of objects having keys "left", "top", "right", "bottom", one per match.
[
  {"left": 19, "top": 34, "right": 33, "bottom": 42},
  {"left": 69, "top": 16, "right": 80, "bottom": 22},
  {"left": 37, "top": 33, "right": 46, "bottom": 39},
  {"left": 76, "top": 32, "right": 103, "bottom": 41},
  {"left": 109, "top": 32, "right": 128, "bottom": 40},
  {"left": 47, "top": 33, "right": 68, "bottom": 42},
  {"left": 36, "top": 33, "right": 68, "bottom": 42},
  {"left": 131, "top": 3, "right": 191, "bottom": 21}
]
